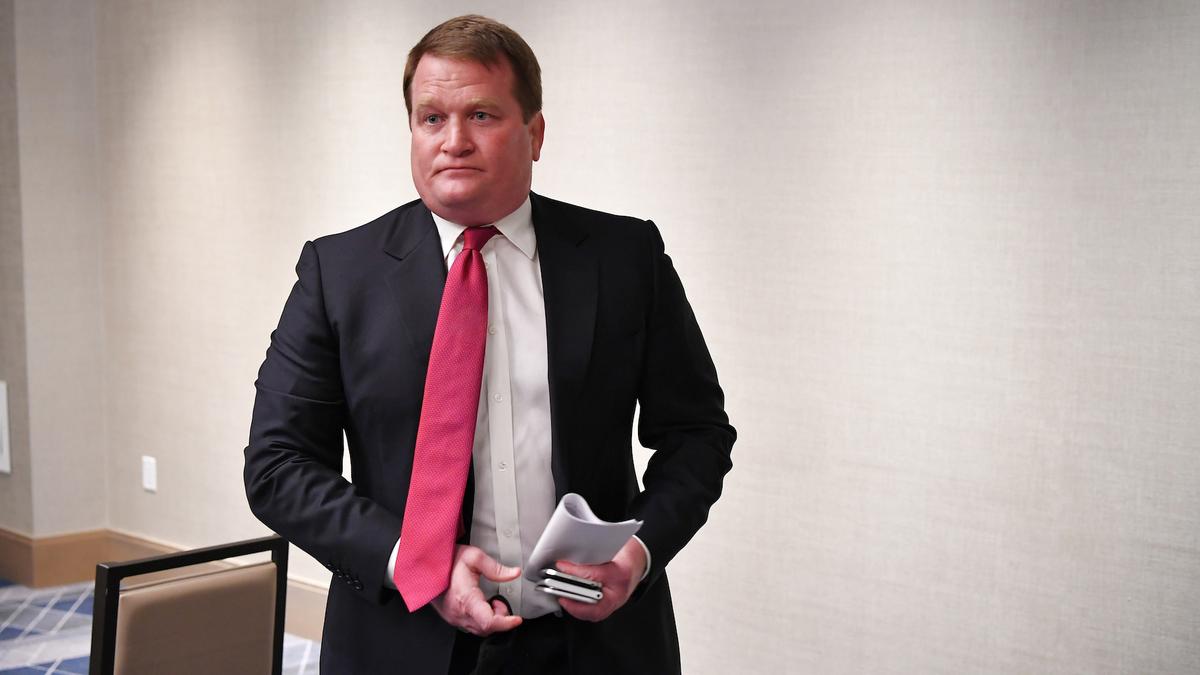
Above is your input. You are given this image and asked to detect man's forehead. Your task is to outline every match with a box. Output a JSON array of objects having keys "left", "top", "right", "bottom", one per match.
[
  {"left": 411, "top": 55, "right": 515, "bottom": 110},
  {"left": 414, "top": 53, "right": 508, "bottom": 79}
]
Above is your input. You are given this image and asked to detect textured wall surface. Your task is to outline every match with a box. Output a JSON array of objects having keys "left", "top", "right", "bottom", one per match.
[
  {"left": 13, "top": 0, "right": 106, "bottom": 535},
  {"left": 9, "top": 1, "right": 1200, "bottom": 672},
  {"left": 0, "top": 0, "right": 32, "bottom": 534}
]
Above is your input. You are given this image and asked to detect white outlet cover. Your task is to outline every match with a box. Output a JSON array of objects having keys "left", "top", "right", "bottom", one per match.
[
  {"left": 142, "top": 455, "right": 157, "bottom": 492},
  {"left": 0, "top": 381, "right": 10, "bottom": 475}
]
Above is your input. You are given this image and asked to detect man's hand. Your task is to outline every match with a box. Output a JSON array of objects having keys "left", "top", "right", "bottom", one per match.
[
  {"left": 430, "top": 545, "right": 524, "bottom": 636},
  {"left": 554, "top": 537, "right": 648, "bottom": 622}
]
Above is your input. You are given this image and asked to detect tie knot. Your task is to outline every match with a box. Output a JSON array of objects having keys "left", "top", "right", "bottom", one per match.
[{"left": 462, "top": 226, "right": 499, "bottom": 252}]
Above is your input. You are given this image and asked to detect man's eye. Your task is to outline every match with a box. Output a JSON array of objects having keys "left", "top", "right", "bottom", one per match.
[
  {"left": 471, "top": 112, "right": 491, "bottom": 121},
  {"left": 423, "top": 114, "right": 441, "bottom": 125}
]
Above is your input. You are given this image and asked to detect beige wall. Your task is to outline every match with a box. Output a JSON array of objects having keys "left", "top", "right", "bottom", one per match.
[
  {"left": 4, "top": 1, "right": 1200, "bottom": 672},
  {"left": 93, "top": 0, "right": 414, "bottom": 559},
  {"left": 14, "top": 0, "right": 106, "bottom": 536},
  {"left": 0, "top": 0, "right": 32, "bottom": 535}
]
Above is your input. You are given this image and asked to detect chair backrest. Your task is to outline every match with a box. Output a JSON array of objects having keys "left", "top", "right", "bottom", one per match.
[{"left": 90, "top": 535, "right": 288, "bottom": 675}]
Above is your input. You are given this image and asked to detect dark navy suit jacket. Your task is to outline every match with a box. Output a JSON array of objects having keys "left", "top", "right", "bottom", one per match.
[{"left": 244, "top": 193, "right": 735, "bottom": 674}]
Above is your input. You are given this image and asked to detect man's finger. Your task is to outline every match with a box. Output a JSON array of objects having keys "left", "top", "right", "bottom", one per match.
[
  {"left": 463, "top": 595, "right": 522, "bottom": 635},
  {"left": 558, "top": 596, "right": 608, "bottom": 622},
  {"left": 456, "top": 545, "right": 488, "bottom": 569},
  {"left": 483, "top": 614, "right": 523, "bottom": 634},
  {"left": 554, "top": 559, "right": 603, "bottom": 581},
  {"left": 466, "top": 594, "right": 498, "bottom": 631},
  {"left": 461, "top": 547, "right": 521, "bottom": 583},
  {"left": 479, "top": 560, "right": 521, "bottom": 583},
  {"left": 490, "top": 595, "right": 514, "bottom": 617}
]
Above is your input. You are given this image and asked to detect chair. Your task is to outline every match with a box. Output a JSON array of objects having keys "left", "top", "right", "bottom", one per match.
[{"left": 89, "top": 535, "right": 288, "bottom": 675}]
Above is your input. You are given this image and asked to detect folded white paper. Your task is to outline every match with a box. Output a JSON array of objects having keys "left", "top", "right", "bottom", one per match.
[{"left": 524, "top": 493, "right": 643, "bottom": 581}]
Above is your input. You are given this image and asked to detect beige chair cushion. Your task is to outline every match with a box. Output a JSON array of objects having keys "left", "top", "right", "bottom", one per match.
[{"left": 113, "top": 561, "right": 277, "bottom": 675}]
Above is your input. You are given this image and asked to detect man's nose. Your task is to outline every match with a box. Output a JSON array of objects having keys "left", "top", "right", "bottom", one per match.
[{"left": 441, "top": 118, "right": 474, "bottom": 156}]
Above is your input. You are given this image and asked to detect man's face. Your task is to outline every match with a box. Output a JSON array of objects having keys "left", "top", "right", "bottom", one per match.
[{"left": 409, "top": 54, "right": 545, "bottom": 226}]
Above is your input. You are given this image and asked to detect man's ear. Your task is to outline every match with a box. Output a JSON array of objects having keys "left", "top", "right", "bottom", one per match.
[{"left": 529, "top": 111, "right": 545, "bottom": 161}]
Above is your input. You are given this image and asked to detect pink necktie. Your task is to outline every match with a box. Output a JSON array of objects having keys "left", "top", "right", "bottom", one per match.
[{"left": 394, "top": 225, "right": 499, "bottom": 612}]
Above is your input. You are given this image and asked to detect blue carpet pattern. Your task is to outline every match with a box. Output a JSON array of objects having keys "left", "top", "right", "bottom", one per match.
[{"left": 0, "top": 578, "right": 319, "bottom": 674}]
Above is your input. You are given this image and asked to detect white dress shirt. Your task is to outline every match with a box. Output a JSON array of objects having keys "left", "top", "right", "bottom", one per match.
[{"left": 385, "top": 197, "right": 648, "bottom": 617}]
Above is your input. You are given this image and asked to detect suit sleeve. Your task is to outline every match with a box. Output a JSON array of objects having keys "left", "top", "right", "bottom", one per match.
[
  {"left": 628, "top": 222, "right": 736, "bottom": 591},
  {"left": 244, "top": 241, "right": 403, "bottom": 604}
]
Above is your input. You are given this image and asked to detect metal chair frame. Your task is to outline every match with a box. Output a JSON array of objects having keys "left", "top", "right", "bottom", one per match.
[{"left": 89, "top": 534, "right": 288, "bottom": 675}]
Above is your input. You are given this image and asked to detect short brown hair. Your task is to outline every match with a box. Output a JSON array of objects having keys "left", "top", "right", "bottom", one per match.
[{"left": 403, "top": 15, "right": 542, "bottom": 123}]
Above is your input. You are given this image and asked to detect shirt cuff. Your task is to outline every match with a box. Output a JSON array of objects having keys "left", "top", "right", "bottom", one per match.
[
  {"left": 383, "top": 538, "right": 400, "bottom": 590},
  {"left": 632, "top": 535, "right": 652, "bottom": 582}
]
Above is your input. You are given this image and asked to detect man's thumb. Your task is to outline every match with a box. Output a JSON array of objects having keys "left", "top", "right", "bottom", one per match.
[{"left": 481, "top": 559, "right": 521, "bottom": 583}]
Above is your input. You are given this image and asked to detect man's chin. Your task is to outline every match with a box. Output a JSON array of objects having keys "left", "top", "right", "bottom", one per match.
[
  {"left": 420, "top": 183, "right": 528, "bottom": 226},
  {"left": 426, "top": 195, "right": 494, "bottom": 227}
]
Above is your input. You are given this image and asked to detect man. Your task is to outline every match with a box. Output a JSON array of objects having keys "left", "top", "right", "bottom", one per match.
[{"left": 245, "top": 14, "right": 734, "bottom": 674}]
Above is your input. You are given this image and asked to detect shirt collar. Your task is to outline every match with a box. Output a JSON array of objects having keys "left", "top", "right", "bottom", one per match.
[{"left": 430, "top": 196, "right": 536, "bottom": 261}]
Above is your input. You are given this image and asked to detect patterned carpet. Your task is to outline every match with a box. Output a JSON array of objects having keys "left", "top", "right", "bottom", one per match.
[{"left": 0, "top": 578, "right": 319, "bottom": 674}]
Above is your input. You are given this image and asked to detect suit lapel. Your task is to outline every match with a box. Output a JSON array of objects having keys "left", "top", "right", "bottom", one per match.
[
  {"left": 382, "top": 203, "right": 444, "bottom": 364},
  {"left": 532, "top": 193, "right": 597, "bottom": 498}
]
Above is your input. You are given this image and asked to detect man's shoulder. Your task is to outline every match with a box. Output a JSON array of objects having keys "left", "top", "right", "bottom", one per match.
[
  {"left": 530, "top": 193, "right": 657, "bottom": 244},
  {"left": 288, "top": 200, "right": 434, "bottom": 287},
  {"left": 308, "top": 198, "right": 431, "bottom": 257},
  {"left": 531, "top": 192, "right": 644, "bottom": 226},
  {"left": 313, "top": 198, "right": 425, "bottom": 242}
]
